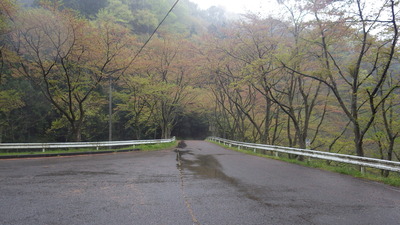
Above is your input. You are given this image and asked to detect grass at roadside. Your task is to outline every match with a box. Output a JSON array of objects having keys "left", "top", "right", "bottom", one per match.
[
  {"left": 208, "top": 140, "right": 400, "bottom": 187},
  {"left": 137, "top": 141, "right": 178, "bottom": 151},
  {"left": 0, "top": 141, "right": 178, "bottom": 156}
]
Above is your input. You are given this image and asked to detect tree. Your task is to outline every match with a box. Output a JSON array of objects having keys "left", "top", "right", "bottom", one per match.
[
  {"left": 0, "top": 0, "right": 24, "bottom": 143},
  {"left": 198, "top": 32, "right": 255, "bottom": 141},
  {"left": 34, "top": 0, "right": 108, "bottom": 17},
  {"left": 198, "top": 21, "right": 273, "bottom": 142},
  {"left": 130, "top": 9, "right": 158, "bottom": 33},
  {"left": 372, "top": 73, "right": 400, "bottom": 176},
  {"left": 96, "top": 0, "right": 133, "bottom": 25},
  {"left": 1, "top": 0, "right": 17, "bottom": 82},
  {"left": 11, "top": 6, "right": 134, "bottom": 141},
  {"left": 115, "top": 76, "right": 158, "bottom": 140},
  {"left": 0, "top": 89, "right": 24, "bottom": 142},
  {"left": 280, "top": 0, "right": 399, "bottom": 157},
  {"left": 200, "top": 14, "right": 329, "bottom": 150},
  {"left": 137, "top": 35, "right": 195, "bottom": 139},
  {"left": 64, "top": 0, "right": 107, "bottom": 17}
]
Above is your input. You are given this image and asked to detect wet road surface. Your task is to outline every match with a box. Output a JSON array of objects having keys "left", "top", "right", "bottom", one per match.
[{"left": 1, "top": 140, "right": 400, "bottom": 225}]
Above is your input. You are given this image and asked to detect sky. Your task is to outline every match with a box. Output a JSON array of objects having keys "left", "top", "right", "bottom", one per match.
[{"left": 188, "top": 0, "right": 280, "bottom": 15}]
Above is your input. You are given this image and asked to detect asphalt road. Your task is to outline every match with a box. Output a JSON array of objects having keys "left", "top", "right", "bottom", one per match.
[{"left": 1, "top": 141, "right": 400, "bottom": 225}]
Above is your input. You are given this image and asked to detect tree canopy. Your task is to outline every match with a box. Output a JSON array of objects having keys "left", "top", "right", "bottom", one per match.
[{"left": 2, "top": 0, "right": 400, "bottom": 172}]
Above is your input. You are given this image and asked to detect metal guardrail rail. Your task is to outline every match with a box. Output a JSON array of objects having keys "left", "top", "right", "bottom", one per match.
[
  {"left": 208, "top": 137, "right": 400, "bottom": 173},
  {"left": 0, "top": 137, "right": 176, "bottom": 152}
]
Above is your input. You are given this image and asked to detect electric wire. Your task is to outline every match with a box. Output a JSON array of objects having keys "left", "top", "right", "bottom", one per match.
[{"left": 116, "top": 0, "right": 181, "bottom": 81}]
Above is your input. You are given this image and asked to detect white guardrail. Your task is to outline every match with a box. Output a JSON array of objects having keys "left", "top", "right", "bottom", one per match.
[
  {"left": 208, "top": 137, "right": 400, "bottom": 173},
  {"left": 0, "top": 137, "right": 176, "bottom": 152}
]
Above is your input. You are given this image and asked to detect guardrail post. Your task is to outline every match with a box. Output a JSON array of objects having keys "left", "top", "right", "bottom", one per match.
[
  {"left": 42, "top": 148, "right": 45, "bottom": 153},
  {"left": 361, "top": 166, "right": 366, "bottom": 175},
  {"left": 305, "top": 140, "right": 311, "bottom": 162},
  {"left": 275, "top": 151, "right": 279, "bottom": 157}
]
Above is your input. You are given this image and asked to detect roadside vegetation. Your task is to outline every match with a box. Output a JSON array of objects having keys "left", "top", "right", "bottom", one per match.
[
  {"left": 0, "top": 141, "right": 177, "bottom": 156},
  {"left": 209, "top": 140, "right": 400, "bottom": 187},
  {"left": 1, "top": 0, "right": 399, "bottom": 171}
]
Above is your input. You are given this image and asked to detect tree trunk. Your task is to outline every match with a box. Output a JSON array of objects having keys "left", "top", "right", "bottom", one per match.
[
  {"left": 271, "top": 109, "right": 280, "bottom": 145},
  {"left": 0, "top": 125, "right": 3, "bottom": 143},
  {"left": 70, "top": 121, "right": 82, "bottom": 142},
  {"left": 263, "top": 98, "right": 272, "bottom": 144},
  {"left": 296, "top": 132, "right": 306, "bottom": 161},
  {"left": 382, "top": 139, "right": 395, "bottom": 177},
  {"left": 161, "top": 122, "right": 171, "bottom": 139},
  {"left": 353, "top": 123, "right": 364, "bottom": 157}
]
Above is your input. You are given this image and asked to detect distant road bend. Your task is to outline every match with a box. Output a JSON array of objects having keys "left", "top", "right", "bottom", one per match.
[{"left": 1, "top": 140, "right": 400, "bottom": 225}]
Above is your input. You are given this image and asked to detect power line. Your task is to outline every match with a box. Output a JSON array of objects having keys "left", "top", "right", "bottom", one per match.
[
  {"left": 117, "top": 0, "right": 181, "bottom": 81},
  {"left": 109, "top": 0, "right": 181, "bottom": 141}
]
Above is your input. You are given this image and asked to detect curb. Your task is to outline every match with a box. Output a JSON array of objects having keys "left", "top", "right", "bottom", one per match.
[{"left": 0, "top": 148, "right": 141, "bottom": 159}]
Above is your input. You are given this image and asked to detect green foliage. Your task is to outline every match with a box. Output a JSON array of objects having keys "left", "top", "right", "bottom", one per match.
[
  {"left": 2, "top": 0, "right": 400, "bottom": 162},
  {"left": 34, "top": 0, "right": 108, "bottom": 17},
  {"left": 97, "top": 0, "right": 133, "bottom": 24},
  {"left": 0, "top": 90, "right": 24, "bottom": 114},
  {"left": 131, "top": 9, "right": 158, "bottom": 33},
  {"left": 114, "top": 76, "right": 159, "bottom": 139},
  {"left": 0, "top": 78, "right": 57, "bottom": 142},
  {"left": 0, "top": 0, "right": 15, "bottom": 32},
  {"left": 0, "top": 89, "right": 24, "bottom": 142}
]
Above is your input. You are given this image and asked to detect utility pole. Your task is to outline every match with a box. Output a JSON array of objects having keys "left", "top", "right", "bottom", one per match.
[{"left": 109, "top": 75, "right": 113, "bottom": 142}]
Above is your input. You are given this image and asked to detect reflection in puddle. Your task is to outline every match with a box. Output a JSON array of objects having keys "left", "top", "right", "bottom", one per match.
[
  {"left": 177, "top": 141, "right": 187, "bottom": 148},
  {"left": 177, "top": 149, "right": 262, "bottom": 202}
]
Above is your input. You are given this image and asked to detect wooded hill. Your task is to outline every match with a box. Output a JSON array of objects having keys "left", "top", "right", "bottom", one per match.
[{"left": 1, "top": 0, "right": 399, "bottom": 168}]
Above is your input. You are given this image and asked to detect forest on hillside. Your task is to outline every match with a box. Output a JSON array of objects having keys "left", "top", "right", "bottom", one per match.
[{"left": 1, "top": 0, "right": 399, "bottom": 166}]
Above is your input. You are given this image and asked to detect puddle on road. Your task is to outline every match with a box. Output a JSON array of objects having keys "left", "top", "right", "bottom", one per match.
[
  {"left": 175, "top": 142, "right": 262, "bottom": 203},
  {"left": 177, "top": 141, "right": 187, "bottom": 148}
]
